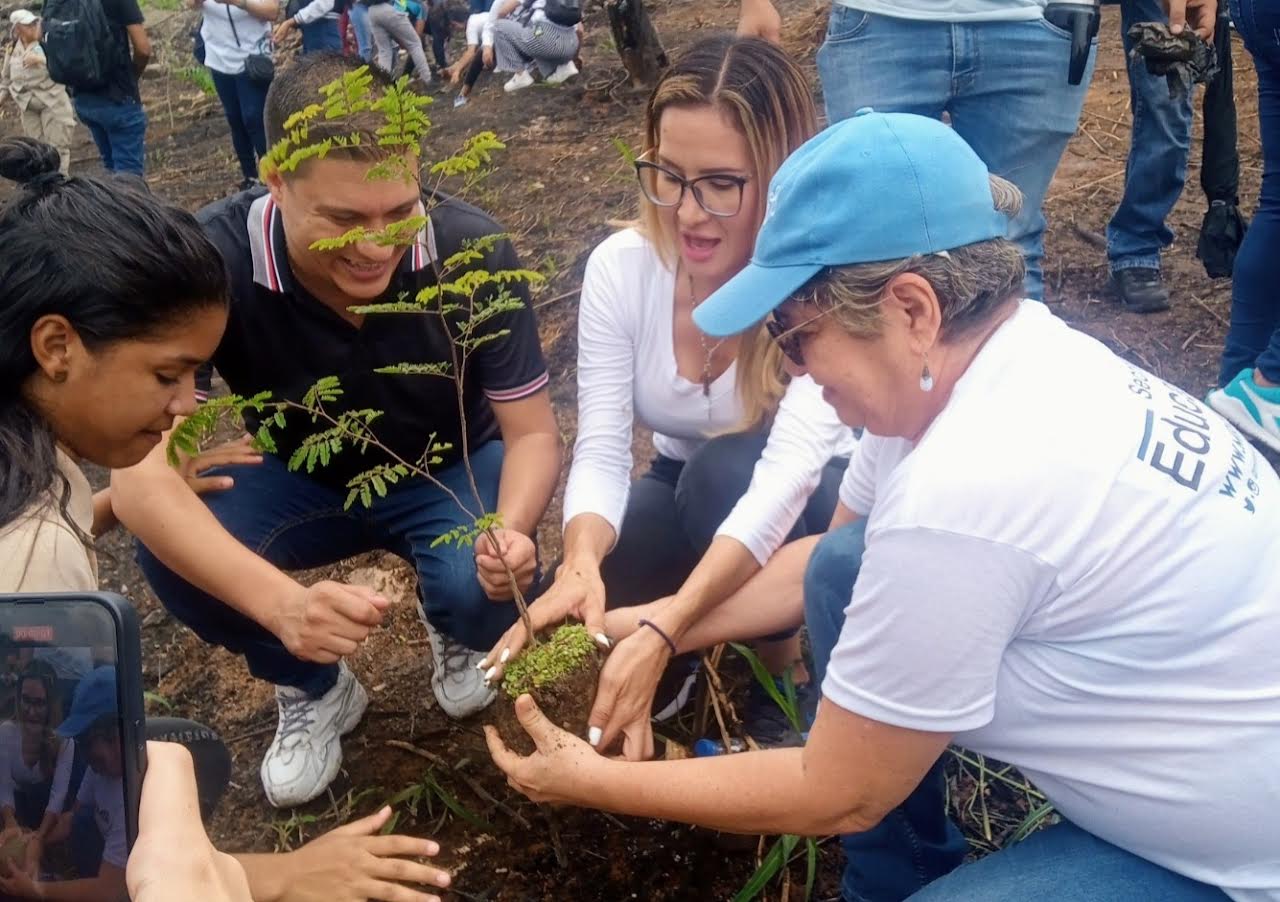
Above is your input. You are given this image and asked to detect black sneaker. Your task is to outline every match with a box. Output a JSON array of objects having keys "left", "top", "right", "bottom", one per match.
[
  {"left": 651, "top": 656, "right": 699, "bottom": 722},
  {"left": 743, "top": 678, "right": 813, "bottom": 748},
  {"left": 1112, "top": 267, "right": 1170, "bottom": 313}
]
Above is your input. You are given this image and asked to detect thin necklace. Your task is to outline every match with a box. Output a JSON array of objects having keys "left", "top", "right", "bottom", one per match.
[{"left": 686, "top": 269, "right": 727, "bottom": 402}]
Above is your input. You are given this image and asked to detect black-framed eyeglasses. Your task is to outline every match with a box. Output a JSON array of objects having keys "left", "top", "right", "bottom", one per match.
[
  {"left": 766, "top": 309, "right": 828, "bottom": 368},
  {"left": 635, "top": 159, "right": 750, "bottom": 218},
  {"left": 19, "top": 694, "right": 47, "bottom": 709}
]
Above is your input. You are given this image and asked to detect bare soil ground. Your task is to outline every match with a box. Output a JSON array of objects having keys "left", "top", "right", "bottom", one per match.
[{"left": 1, "top": 2, "right": 1274, "bottom": 898}]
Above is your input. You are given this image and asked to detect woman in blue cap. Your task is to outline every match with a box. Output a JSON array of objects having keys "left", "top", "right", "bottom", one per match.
[{"left": 488, "top": 110, "right": 1280, "bottom": 901}]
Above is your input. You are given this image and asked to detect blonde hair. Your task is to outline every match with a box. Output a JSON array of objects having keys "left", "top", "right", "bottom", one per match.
[
  {"left": 637, "top": 35, "right": 818, "bottom": 429},
  {"left": 795, "top": 177, "right": 1027, "bottom": 340}
]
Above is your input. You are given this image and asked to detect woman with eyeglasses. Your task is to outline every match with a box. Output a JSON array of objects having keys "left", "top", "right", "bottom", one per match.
[
  {"left": 482, "top": 35, "right": 856, "bottom": 756},
  {"left": 490, "top": 111, "right": 1280, "bottom": 902},
  {"left": 0, "top": 661, "right": 74, "bottom": 878}
]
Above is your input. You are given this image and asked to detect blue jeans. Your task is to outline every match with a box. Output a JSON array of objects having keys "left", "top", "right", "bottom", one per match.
[
  {"left": 136, "top": 441, "right": 515, "bottom": 698},
  {"left": 301, "top": 18, "right": 343, "bottom": 53},
  {"left": 71, "top": 93, "right": 147, "bottom": 176},
  {"left": 349, "top": 1, "right": 373, "bottom": 60},
  {"left": 210, "top": 69, "right": 269, "bottom": 181},
  {"left": 815, "top": 8, "right": 1095, "bottom": 301},
  {"left": 1220, "top": 0, "right": 1280, "bottom": 385},
  {"left": 908, "top": 820, "right": 1228, "bottom": 901},
  {"left": 805, "top": 520, "right": 967, "bottom": 902},
  {"left": 1106, "top": 0, "right": 1195, "bottom": 272}
]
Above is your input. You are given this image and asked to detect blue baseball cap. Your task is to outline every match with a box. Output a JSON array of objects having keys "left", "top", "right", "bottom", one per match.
[
  {"left": 57, "top": 665, "right": 118, "bottom": 738},
  {"left": 693, "top": 109, "right": 1012, "bottom": 337}
]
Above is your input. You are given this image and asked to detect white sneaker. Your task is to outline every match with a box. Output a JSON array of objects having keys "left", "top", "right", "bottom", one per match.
[
  {"left": 503, "top": 69, "right": 535, "bottom": 93},
  {"left": 260, "top": 662, "right": 367, "bottom": 808},
  {"left": 546, "top": 61, "right": 578, "bottom": 85},
  {"left": 422, "top": 617, "right": 495, "bottom": 718}
]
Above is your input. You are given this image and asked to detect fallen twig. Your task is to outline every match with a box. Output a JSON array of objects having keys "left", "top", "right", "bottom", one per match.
[{"left": 384, "top": 739, "right": 531, "bottom": 828}]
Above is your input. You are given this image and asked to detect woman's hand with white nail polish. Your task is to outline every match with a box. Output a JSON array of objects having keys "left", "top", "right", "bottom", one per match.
[{"left": 483, "top": 557, "right": 609, "bottom": 681}]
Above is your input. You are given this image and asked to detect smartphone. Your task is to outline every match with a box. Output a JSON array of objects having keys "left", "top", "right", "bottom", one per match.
[{"left": 0, "top": 592, "right": 146, "bottom": 899}]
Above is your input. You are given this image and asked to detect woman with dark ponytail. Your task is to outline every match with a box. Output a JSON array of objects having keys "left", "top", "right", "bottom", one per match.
[{"left": 0, "top": 136, "right": 242, "bottom": 592}]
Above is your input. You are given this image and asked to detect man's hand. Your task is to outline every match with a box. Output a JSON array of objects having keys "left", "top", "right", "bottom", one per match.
[
  {"left": 474, "top": 528, "right": 537, "bottom": 601},
  {"left": 587, "top": 623, "right": 673, "bottom": 760},
  {"left": 274, "top": 582, "right": 390, "bottom": 663},
  {"left": 485, "top": 694, "right": 607, "bottom": 805},
  {"left": 480, "top": 559, "right": 610, "bottom": 681},
  {"left": 127, "top": 743, "right": 252, "bottom": 902},
  {"left": 1165, "top": 0, "right": 1216, "bottom": 39},
  {"left": 266, "top": 807, "right": 450, "bottom": 902},
  {"left": 273, "top": 18, "right": 297, "bottom": 43},
  {"left": 175, "top": 435, "right": 264, "bottom": 494},
  {"left": 738, "top": 0, "right": 782, "bottom": 44}
]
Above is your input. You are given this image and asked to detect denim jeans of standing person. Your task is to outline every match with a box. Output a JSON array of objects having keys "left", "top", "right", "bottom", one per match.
[
  {"left": 1106, "top": 0, "right": 1195, "bottom": 275},
  {"left": 71, "top": 93, "right": 147, "bottom": 176},
  {"left": 136, "top": 441, "right": 515, "bottom": 700},
  {"left": 805, "top": 520, "right": 968, "bottom": 902},
  {"left": 348, "top": 0, "right": 373, "bottom": 60},
  {"left": 301, "top": 18, "right": 343, "bottom": 52},
  {"left": 1219, "top": 0, "right": 1280, "bottom": 385},
  {"left": 815, "top": 8, "right": 1095, "bottom": 301},
  {"left": 209, "top": 69, "right": 269, "bottom": 181}
]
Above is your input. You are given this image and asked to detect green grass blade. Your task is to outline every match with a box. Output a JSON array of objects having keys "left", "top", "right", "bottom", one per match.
[
  {"left": 804, "top": 837, "right": 817, "bottom": 900},
  {"left": 732, "top": 836, "right": 789, "bottom": 902}
]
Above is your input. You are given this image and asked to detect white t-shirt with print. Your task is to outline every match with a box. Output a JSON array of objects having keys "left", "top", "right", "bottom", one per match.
[
  {"left": 828, "top": 300, "right": 1280, "bottom": 901},
  {"left": 833, "top": 0, "right": 1047, "bottom": 23},
  {"left": 75, "top": 769, "right": 127, "bottom": 870}
]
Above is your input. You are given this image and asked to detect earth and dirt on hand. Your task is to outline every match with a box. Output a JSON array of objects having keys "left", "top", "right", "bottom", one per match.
[{"left": 0, "top": 2, "right": 1274, "bottom": 899}]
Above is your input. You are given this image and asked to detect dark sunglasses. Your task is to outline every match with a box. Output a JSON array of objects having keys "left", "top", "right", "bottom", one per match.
[{"left": 766, "top": 309, "right": 828, "bottom": 367}]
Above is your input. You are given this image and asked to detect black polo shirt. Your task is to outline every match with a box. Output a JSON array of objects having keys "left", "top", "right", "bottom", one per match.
[{"left": 198, "top": 188, "right": 549, "bottom": 492}]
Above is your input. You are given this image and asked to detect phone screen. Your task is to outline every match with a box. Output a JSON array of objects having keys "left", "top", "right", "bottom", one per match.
[{"left": 0, "top": 596, "right": 137, "bottom": 900}]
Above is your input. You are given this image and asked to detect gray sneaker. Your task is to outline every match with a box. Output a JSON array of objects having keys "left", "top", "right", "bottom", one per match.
[
  {"left": 260, "top": 662, "right": 367, "bottom": 808},
  {"left": 421, "top": 617, "right": 495, "bottom": 718}
]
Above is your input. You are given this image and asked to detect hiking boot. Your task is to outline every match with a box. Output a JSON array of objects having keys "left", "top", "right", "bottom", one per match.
[
  {"left": 1111, "top": 267, "right": 1170, "bottom": 313},
  {"left": 503, "top": 69, "right": 534, "bottom": 93},
  {"left": 743, "top": 678, "right": 813, "bottom": 749},
  {"left": 651, "top": 656, "right": 699, "bottom": 723},
  {"left": 546, "top": 61, "right": 578, "bottom": 85},
  {"left": 261, "top": 662, "right": 367, "bottom": 808},
  {"left": 1208, "top": 368, "right": 1280, "bottom": 453},
  {"left": 423, "top": 618, "right": 495, "bottom": 718}
]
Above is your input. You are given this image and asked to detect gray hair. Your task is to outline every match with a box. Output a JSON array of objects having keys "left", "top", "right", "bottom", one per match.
[{"left": 793, "top": 176, "right": 1026, "bottom": 341}]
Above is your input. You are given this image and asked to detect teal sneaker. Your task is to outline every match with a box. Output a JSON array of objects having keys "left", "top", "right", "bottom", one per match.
[{"left": 1207, "top": 368, "right": 1280, "bottom": 453}]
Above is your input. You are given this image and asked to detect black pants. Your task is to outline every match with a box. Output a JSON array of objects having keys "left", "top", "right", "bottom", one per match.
[{"left": 599, "top": 432, "right": 846, "bottom": 612}]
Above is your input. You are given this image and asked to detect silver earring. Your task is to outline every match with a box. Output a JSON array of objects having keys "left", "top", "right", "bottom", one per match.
[{"left": 920, "top": 358, "right": 934, "bottom": 393}]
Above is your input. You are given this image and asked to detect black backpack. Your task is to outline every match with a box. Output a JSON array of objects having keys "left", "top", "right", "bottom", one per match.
[
  {"left": 40, "top": 0, "right": 123, "bottom": 92},
  {"left": 542, "top": 0, "right": 581, "bottom": 27}
]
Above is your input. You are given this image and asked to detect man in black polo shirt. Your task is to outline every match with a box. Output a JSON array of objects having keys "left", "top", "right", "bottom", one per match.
[
  {"left": 112, "top": 53, "right": 561, "bottom": 808},
  {"left": 70, "top": 0, "right": 152, "bottom": 175}
]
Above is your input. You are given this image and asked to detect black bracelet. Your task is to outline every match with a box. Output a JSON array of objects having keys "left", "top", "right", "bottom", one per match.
[{"left": 637, "top": 619, "right": 677, "bottom": 656}]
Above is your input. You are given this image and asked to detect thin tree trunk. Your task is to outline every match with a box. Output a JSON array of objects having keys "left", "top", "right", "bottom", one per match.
[{"left": 605, "top": 0, "right": 668, "bottom": 89}]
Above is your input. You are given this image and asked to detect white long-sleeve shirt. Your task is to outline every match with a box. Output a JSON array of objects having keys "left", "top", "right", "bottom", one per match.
[
  {"left": 0, "top": 722, "right": 74, "bottom": 820},
  {"left": 562, "top": 228, "right": 856, "bottom": 565}
]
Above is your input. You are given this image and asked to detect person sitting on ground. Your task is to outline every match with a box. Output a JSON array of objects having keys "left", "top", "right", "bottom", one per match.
[
  {"left": 1, "top": 11, "right": 75, "bottom": 176},
  {"left": 111, "top": 52, "right": 561, "bottom": 809},
  {"left": 363, "top": 0, "right": 435, "bottom": 83},
  {"left": 1209, "top": 0, "right": 1280, "bottom": 454},
  {"left": 0, "top": 136, "right": 452, "bottom": 902},
  {"left": 61, "top": 0, "right": 151, "bottom": 177},
  {"left": 274, "top": 0, "right": 345, "bottom": 53},
  {"left": 488, "top": 0, "right": 579, "bottom": 93},
  {"left": 191, "top": 0, "right": 279, "bottom": 192},
  {"left": 483, "top": 35, "right": 855, "bottom": 755},
  {"left": 489, "top": 111, "right": 1280, "bottom": 902},
  {"left": 0, "top": 662, "right": 75, "bottom": 880}
]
